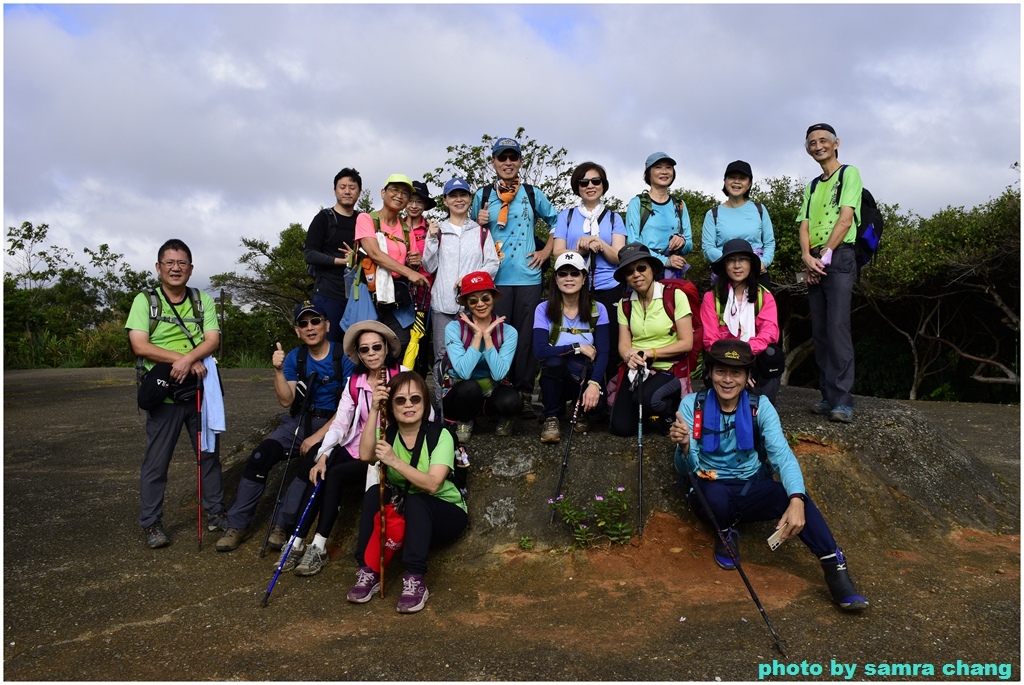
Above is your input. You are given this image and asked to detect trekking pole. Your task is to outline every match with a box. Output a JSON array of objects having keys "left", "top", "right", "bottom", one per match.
[
  {"left": 550, "top": 363, "right": 592, "bottom": 524},
  {"left": 259, "top": 373, "right": 318, "bottom": 558},
  {"left": 260, "top": 478, "right": 323, "bottom": 608},
  {"left": 633, "top": 353, "right": 646, "bottom": 536},
  {"left": 196, "top": 385, "right": 204, "bottom": 551},
  {"left": 685, "top": 468, "right": 788, "bottom": 656},
  {"left": 376, "top": 367, "right": 388, "bottom": 599}
]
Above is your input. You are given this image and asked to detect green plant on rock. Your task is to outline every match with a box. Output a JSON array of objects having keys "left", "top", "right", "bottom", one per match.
[{"left": 549, "top": 486, "right": 634, "bottom": 548}]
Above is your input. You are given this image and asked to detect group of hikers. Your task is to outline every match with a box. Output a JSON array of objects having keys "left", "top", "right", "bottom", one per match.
[{"left": 126, "top": 124, "right": 868, "bottom": 616}]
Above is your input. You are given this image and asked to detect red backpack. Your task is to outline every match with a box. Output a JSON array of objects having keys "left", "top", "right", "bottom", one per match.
[{"left": 619, "top": 278, "right": 703, "bottom": 379}]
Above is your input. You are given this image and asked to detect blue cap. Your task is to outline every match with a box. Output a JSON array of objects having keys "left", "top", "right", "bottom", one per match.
[
  {"left": 492, "top": 137, "right": 521, "bottom": 156},
  {"left": 644, "top": 151, "right": 677, "bottom": 171},
  {"left": 294, "top": 300, "right": 324, "bottom": 324},
  {"left": 444, "top": 177, "right": 471, "bottom": 195}
]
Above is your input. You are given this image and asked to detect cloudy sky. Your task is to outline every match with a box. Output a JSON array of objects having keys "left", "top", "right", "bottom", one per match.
[{"left": 4, "top": 3, "right": 1020, "bottom": 289}]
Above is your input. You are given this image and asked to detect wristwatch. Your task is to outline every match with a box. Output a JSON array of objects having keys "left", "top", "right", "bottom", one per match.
[{"left": 572, "top": 343, "right": 582, "bottom": 355}]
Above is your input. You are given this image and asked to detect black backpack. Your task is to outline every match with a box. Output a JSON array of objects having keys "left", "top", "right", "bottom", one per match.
[
  {"left": 807, "top": 165, "right": 884, "bottom": 268},
  {"left": 385, "top": 419, "right": 469, "bottom": 498},
  {"left": 290, "top": 343, "right": 348, "bottom": 417}
]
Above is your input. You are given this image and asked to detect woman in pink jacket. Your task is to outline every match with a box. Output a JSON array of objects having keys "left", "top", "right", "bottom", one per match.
[{"left": 700, "top": 239, "right": 783, "bottom": 405}]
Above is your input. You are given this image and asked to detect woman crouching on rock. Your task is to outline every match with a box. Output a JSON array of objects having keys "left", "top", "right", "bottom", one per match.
[{"left": 347, "top": 371, "right": 467, "bottom": 613}]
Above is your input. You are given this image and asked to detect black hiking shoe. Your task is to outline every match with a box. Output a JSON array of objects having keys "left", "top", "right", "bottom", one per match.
[
  {"left": 822, "top": 548, "right": 869, "bottom": 612},
  {"left": 207, "top": 512, "right": 229, "bottom": 532},
  {"left": 713, "top": 528, "right": 740, "bottom": 570},
  {"left": 144, "top": 521, "right": 170, "bottom": 549}
]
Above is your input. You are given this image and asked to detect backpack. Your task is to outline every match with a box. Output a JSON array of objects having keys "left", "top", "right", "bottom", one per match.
[
  {"left": 384, "top": 419, "right": 469, "bottom": 498},
  {"left": 807, "top": 165, "right": 884, "bottom": 268},
  {"left": 290, "top": 343, "right": 352, "bottom": 417},
  {"left": 710, "top": 202, "right": 764, "bottom": 225},
  {"left": 637, "top": 191, "right": 686, "bottom": 238},
  {"left": 547, "top": 301, "right": 601, "bottom": 347},
  {"left": 619, "top": 279, "right": 703, "bottom": 379},
  {"left": 692, "top": 389, "right": 771, "bottom": 479},
  {"left": 308, "top": 207, "right": 362, "bottom": 278},
  {"left": 136, "top": 287, "right": 205, "bottom": 383}
]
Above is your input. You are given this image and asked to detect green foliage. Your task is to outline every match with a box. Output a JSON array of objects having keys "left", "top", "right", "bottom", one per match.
[
  {"left": 216, "top": 302, "right": 293, "bottom": 368},
  {"left": 549, "top": 486, "right": 633, "bottom": 548},
  {"left": 518, "top": 536, "right": 534, "bottom": 551}
]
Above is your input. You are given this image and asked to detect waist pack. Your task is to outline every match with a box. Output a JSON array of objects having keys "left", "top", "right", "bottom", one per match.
[{"left": 137, "top": 363, "right": 199, "bottom": 410}]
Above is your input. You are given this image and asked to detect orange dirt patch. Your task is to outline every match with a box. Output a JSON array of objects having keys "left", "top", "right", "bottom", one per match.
[
  {"left": 948, "top": 527, "right": 1020, "bottom": 552},
  {"left": 791, "top": 435, "right": 842, "bottom": 457}
]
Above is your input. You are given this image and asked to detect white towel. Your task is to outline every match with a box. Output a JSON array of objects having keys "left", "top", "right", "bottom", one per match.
[
  {"left": 373, "top": 233, "right": 396, "bottom": 304},
  {"left": 201, "top": 357, "right": 225, "bottom": 452}
]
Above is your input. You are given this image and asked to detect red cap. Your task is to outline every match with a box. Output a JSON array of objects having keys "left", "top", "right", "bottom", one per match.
[{"left": 458, "top": 271, "right": 498, "bottom": 301}]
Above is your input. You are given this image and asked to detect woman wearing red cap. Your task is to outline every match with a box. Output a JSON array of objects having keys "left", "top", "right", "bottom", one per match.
[{"left": 437, "top": 271, "right": 521, "bottom": 443}]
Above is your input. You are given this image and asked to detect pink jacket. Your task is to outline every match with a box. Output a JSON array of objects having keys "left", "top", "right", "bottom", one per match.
[{"left": 700, "top": 287, "right": 779, "bottom": 356}]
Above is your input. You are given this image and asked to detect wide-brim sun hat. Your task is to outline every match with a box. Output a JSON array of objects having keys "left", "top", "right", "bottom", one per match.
[
  {"left": 614, "top": 242, "right": 664, "bottom": 284},
  {"left": 554, "top": 251, "right": 588, "bottom": 274},
  {"left": 712, "top": 238, "right": 761, "bottom": 278},
  {"left": 705, "top": 339, "right": 755, "bottom": 370},
  {"left": 411, "top": 181, "right": 437, "bottom": 210},
  {"left": 343, "top": 320, "right": 401, "bottom": 364},
  {"left": 457, "top": 271, "right": 499, "bottom": 304}
]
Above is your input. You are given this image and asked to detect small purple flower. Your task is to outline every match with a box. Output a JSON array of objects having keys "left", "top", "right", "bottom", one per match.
[
  {"left": 595, "top": 495, "right": 604, "bottom": 501},
  {"left": 617, "top": 487, "right": 625, "bottom": 492},
  {"left": 580, "top": 524, "right": 588, "bottom": 529},
  {"left": 556, "top": 494, "right": 565, "bottom": 500},
  {"left": 547, "top": 499, "right": 554, "bottom": 504}
]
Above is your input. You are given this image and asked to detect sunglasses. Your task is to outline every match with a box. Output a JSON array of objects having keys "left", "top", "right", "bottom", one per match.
[
  {"left": 358, "top": 343, "right": 384, "bottom": 354},
  {"left": 297, "top": 317, "right": 323, "bottom": 328},
  {"left": 578, "top": 178, "right": 603, "bottom": 188},
  {"left": 624, "top": 263, "right": 649, "bottom": 276},
  {"left": 557, "top": 268, "right": 583, "bottom": 278},
  {"left": 393, "top": 394, "right": 423, "bottom": 407},
  {"left": 466, "top": 293, "right": 494, "bottom": 306},
  {"left": 495, "top": 152, "right": 520, "bottom": 162}
]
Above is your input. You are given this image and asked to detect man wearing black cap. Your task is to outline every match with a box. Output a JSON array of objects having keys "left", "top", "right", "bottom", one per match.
[
  {"left": 215, "top": 301, "right": 347, "bottom": 552},
  {"left": 798, "top": 124, "right": 862, "bottom": 423},
  {"left": 670, "top": 339, "right": 868, "bottom": 612}
]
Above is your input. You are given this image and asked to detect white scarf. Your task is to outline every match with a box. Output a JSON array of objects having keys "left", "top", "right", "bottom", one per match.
[
  {"left": 723, "top": 284, "right": 756, "bottom": 342},
  {"left": 577, "top": 202, "right": 605, "bottom": 237}
]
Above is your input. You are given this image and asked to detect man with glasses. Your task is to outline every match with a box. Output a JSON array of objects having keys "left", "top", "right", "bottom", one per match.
[
  {"left": 471, "top": 137, "right": 560, "bottom": 428},
  {"left": 216, "top": 301, "right": 348, "bottom": 552},
  {"left": 304, "top": 168, "right": 363, "bottom": 343},
  {"left": 126, "top": 239, "right": 227, "bottom": 549}
]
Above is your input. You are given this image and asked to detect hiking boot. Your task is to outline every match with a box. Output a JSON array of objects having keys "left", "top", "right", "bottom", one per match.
[
  {"left": 496, "top": 418, "right": 513, "bottom": 437},
  {"left": 267, "top": 524, "right": 288, "bottom": 551},
  {"left": 455, "top": 421, "right": 474, "bottom": 444},
  {"left": 347, "top": 566, "right": 380, "bottom": 603},
  {"left": 144, "top": 521, "right": 169, "bottom": 549},
  {"left": 713, "top": 528, "right": 740, "bottom": 570},
  {"left": 295, "top": 544, "right": 328, "bottom": 576},
  {"left": 830, "top": 405, "right": 854, "bottom": 423},
  {"left": 275, "top": 540, "right": 305, "bottom": 573},
  {"left": 822, "top": 549, "right": 869, "bottom": 612},
  {"left": 810, "top": 400, "right": 832, "bottom": 415},
  {"left": 574, "top": 415, "right": 589, "bottom": 434},
  {"left": 520, "top": 392, "right": 538, "bottom": 419},
  {"left": 215, "top": 527, "right": 251, "bottom": 552},
  {"left": 206, "top": 511, "right": 228, "bottom": 532},
  {"left": 396, "top": 573, "right": 430, "bottom": 613},
  {"left": 540, "top": 417, "right": 561, "bottom": 444}
]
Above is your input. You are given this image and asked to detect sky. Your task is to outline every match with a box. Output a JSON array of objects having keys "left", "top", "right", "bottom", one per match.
[{"left": 3, "top": 3, "right": 1021, "bottom": 290}]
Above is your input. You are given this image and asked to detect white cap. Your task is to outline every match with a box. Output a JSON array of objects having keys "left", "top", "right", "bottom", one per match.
[{"left": 554, "top": 251, "right": 588, "bottom": 273}]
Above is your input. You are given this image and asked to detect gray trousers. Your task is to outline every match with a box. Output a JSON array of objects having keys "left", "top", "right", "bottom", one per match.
[
  {"left": 139, "top": 400, "right": 224, "bottom": 528},
  {"left": 807, "top": 244, "right": 856, "bottom": 408}
]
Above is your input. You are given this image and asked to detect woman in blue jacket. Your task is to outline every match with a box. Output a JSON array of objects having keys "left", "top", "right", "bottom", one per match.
[{"left": 701, "top": 160, "right": 775, "bottom": 290}]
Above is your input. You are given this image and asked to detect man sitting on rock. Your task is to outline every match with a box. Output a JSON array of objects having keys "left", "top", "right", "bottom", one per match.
[{"left": 669, "top": 339, "right": 868, "bottom": 612}]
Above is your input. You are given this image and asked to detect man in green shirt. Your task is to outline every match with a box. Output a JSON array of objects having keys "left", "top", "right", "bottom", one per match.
[
  {"left": 798, "top": 123, "right": 862, "bottom": 424},
  {"left": 125, "top": 239, "right": 226, "bottom": 548}
]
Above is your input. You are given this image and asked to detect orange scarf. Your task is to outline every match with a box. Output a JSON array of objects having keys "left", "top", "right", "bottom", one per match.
[{"left": 496, "top": 180, "right": 520, "bottom": 229}]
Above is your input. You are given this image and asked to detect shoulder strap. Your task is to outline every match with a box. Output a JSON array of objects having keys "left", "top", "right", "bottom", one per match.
[
  {"left": 566, "top": 207, "right": 575, "bottom": 228},
  {"left": 662, "top": 282, "right": 677, "bottom": 322},
  {"left": 755, "top": 203, "right": 764, "bottom": 221},
  {"left": 480, "top": 184, "right": 492, "bottom": 208},
  {"left": 638, "top": 192, "right": 652, "bottom": 233},
  {"left": 712, "top": 205, "right": 719, "bottom": 226},
  {"left": 147, "top": 288, "right": 162, "bottom": 335},
  {"left": 523, "top": 184, "right": 538, "bottom": 219}
]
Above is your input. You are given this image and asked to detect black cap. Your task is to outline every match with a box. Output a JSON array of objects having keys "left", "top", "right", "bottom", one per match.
[
  {"left": 705, "top": 339, "right": 755, "bottom": 370},
  {"left": 724, "top": 160, "right": 752, "bottom": 179},
  {"left": 712, "top": 238, "right": 761, "bottom": 278},
  {"left": 294, "top": 300, "right": 324, "bottom": 324},
  {"left": 806, "top": 123, "right": 837, "bottom": 138},
  {"left": 411, "top": 181, "right": 437, "bottom": 210}
]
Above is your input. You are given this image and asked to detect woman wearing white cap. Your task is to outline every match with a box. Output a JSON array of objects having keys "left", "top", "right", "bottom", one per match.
[
  {"left": 625, "top": 152, "right": 693, "bottom": 279},
  {"left": 532, "top": 251, "right": 609, "bottom": 443},
  {"left": 354, "top": 174, "right": 431, "bottom": 348}
]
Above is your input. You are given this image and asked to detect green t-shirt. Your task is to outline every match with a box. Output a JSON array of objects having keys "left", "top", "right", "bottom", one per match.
[
  {"left": 799, "top": 165, "right": 862, "bottom": 249},
  {"left": 125, "top": 288, "right": 219, "bottom": 371},
  {"left": 616, "top": 283, "right": 691, "bottom": 372},
  {"left": 388, "top": 428, "right": 467, "bottom": 513}
]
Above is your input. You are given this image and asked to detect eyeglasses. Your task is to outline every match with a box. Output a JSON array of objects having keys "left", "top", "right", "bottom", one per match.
[
  {"left": 358, "top": 343, "right": 384, "bottom": 354},
  {"left": 557, "top": 268, "right": 583, "bottom": 278},
  {"left": 160, "top": 260, "right": 190, "bottom": 269},
  {"left": 386, "top": 186, "right": 411, "bottom": 199},
  {"left": 624, "top": 263, "right": 649, "bottom": 276},
  {"left": 578, "top": 178, "right": 603, "bottom": 188},
  {"left": 393, "top": 394, "right": 423, "bottom": 407},
  {"left": 297, "top": 317, "right": 323, "bottom": 328},
  {"left": 466, "top": 293, "right": 493, "bottom": 306},
  {"left": 495, "top": 152, "right": 521, "bottom": 163}
]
